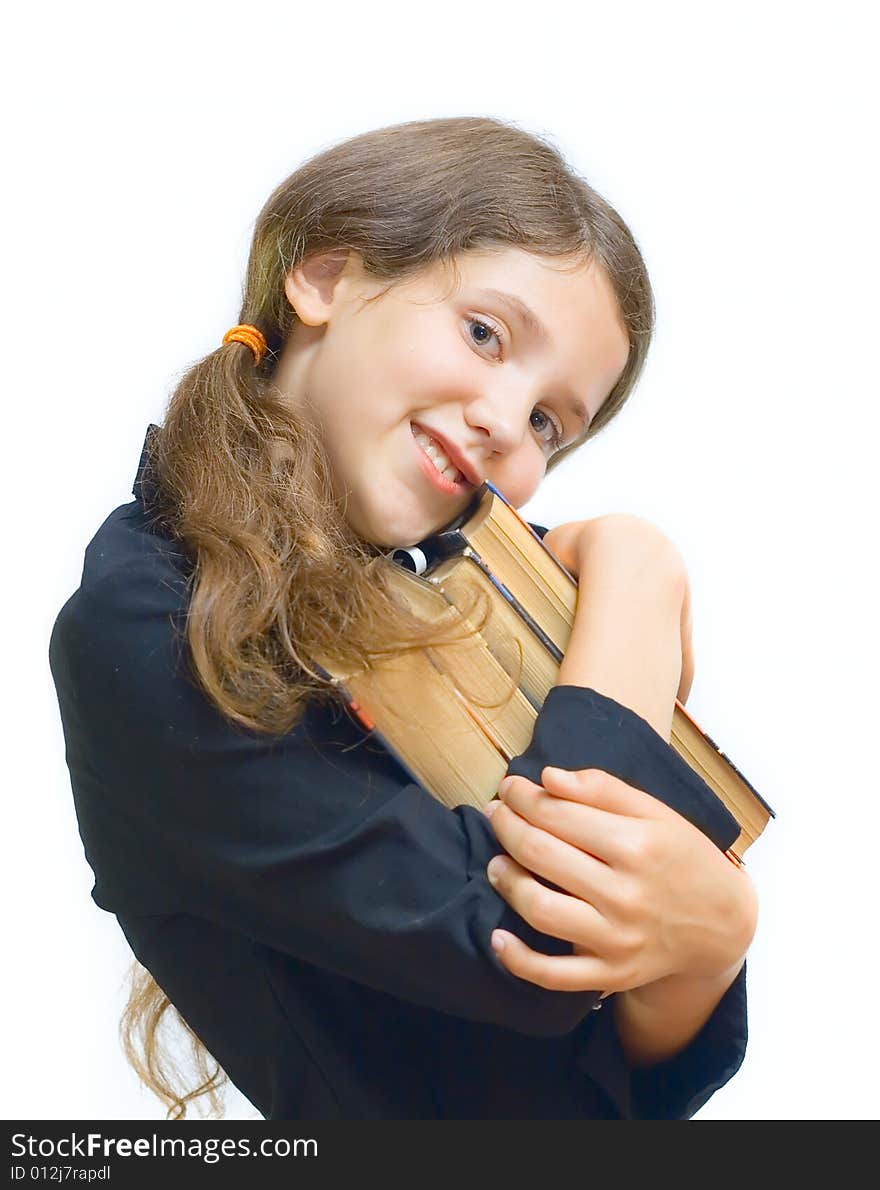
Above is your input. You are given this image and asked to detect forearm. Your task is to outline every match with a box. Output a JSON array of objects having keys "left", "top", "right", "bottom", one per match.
[{"left": 612, "top": 959, "right": 745, "bottom": 1068}]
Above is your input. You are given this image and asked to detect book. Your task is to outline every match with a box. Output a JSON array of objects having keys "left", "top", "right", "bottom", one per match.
[{"left": 314, "top": 482, "right": 774, "bottom": 860}]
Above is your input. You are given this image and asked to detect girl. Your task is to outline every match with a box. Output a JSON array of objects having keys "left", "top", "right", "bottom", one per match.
[{"left": 49, "top": 116, "right": 756, "bottom": 1121}]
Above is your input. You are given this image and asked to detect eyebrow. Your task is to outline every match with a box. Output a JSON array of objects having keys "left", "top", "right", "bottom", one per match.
[{"left": 474, "top": 287, "right": 591, "bottom": 429}]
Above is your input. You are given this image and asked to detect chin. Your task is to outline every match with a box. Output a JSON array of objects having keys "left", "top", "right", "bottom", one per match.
[
  {"left": 370, "top": 525, "right": 427, "bottom": 551},
  {"left": 347, "top": 509, "right": 421, "bottom": 551},
  {"left": 352, "top": 491, "right": 461, "bottom": 551},
  {"left": 373, "top": 515, "right": 442, "bottom": 551}
]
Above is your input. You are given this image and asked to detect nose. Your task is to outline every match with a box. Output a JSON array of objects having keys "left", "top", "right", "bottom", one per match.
[{"left": 463, "top": 378, "right": 534, "bottom": 458}]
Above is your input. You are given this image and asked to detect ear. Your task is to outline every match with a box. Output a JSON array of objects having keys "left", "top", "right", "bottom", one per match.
[{"left": 284, "top": 249, "right": 353, "bottom": 326}]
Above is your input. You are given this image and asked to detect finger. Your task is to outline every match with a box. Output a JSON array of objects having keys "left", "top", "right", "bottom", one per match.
[
  {"left": 498, "top": 776, "right": 636, "bottom": 867},
  {"left": 536, "top": 766, "right": 674, "bottom": 821},
  {"left": 487, "top": 800, "right": 617, "bottom": 914},
  {"left": 487, "top": 852, "right": 619, "bottom": 953},
  {"left": 490, "top": 927, "right": 613, "bottom": 994}
]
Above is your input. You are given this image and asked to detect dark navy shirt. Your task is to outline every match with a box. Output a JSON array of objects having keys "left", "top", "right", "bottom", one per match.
[{"left": 48, "top": 425, "right": 747, "bottom": 1120}]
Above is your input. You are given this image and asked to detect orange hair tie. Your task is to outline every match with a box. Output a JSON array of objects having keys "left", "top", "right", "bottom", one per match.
[{"left": 222, "top": 324, "right": 268, "bottom": 365}]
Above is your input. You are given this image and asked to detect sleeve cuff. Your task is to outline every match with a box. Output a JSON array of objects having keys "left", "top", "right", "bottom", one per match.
[
  {"left": 505, "top": 685, "right": 740, "bottom": 852},
  {"left": 572, "top": 963, "right": 748, "bottom": 1119},
  {"left": 627, "top": 961, "right": 749, "bottom": 1118}
]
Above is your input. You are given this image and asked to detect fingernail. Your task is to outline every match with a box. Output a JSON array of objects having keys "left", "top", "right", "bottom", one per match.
[
  {"left": 487, "top": 856, "right": 508, "bottom": 884},
  {"left": 491, "top": 929, "right": 507, "bottom": 952},
  {"left": 483, "top": 799, "right": 500, "bottom": 818},
  {"left": 498, "top": 776, "right": 515, "bottom": 798}
]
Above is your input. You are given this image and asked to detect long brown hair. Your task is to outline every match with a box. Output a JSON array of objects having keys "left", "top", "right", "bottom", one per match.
[{"left": 122, "top": 115, "right": 655, "bottom": 1119}]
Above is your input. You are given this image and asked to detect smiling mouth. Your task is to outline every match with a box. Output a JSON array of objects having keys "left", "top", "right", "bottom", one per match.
[{"left": 410, "top": 423, "right": 469, "bottom": 487}]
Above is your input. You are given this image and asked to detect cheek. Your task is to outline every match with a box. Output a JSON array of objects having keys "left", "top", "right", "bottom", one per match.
[
  {"left": 304, "top": 336, "right": 360, "bottom": 415},
  {"left": 307, "top": 322, "right": 402, "bottom": 435},
  {"left": 381, "top": 312, "right": 472, "bottom": 398},
  {"left": 493, "top": 453, "right": 546, "bottom": 508},
  {"left": 402, "top": 347, "right": 470, "bottom": 401}
]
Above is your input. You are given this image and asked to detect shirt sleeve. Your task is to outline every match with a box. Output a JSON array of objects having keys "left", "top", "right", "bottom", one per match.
[{"left": 49, "top": 507, "right": 746, "bottom": 1112}]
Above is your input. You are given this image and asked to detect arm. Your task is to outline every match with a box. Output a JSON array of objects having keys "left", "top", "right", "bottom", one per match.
[{"left": 489, "top": 516, "right": 756, "bottom": 1069}]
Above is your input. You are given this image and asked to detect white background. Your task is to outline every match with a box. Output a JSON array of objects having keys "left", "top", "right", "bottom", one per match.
[{"left": 4, "top": 1, "right": 878, "bottom": 1121}]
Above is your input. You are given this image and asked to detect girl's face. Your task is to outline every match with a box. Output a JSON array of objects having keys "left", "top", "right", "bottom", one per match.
[{"left": 274, "top": 246, "right": 630, "bottom": 548}]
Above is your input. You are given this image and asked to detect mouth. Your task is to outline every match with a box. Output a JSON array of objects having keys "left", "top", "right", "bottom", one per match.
[{"left": 410, "top": 422, "right": 478, "bottom": 494}]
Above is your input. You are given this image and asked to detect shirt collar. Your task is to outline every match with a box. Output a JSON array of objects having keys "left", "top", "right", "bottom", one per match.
[{"left": 132, "top": 423, "right": 163, "bottom": 516}]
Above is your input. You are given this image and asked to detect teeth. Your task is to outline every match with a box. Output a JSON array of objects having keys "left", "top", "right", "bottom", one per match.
[{"left": 413, "top": 426, "right": 465, "bottom": 484}]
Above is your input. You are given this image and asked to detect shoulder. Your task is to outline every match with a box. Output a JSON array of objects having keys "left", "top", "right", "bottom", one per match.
[
  {"left": 50, "top": 498, "right": 198, "bottom": 740},
  {"left": 53, "top": 497, "right": 191, "bottom": 645},
  {"left": 76, "top": 498, "right": 192, "bottom": 608}
]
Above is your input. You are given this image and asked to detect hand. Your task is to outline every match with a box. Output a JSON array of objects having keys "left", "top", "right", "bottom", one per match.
[
  {"left": 542, "top": 515, "right": 695, "bottom": 705},
  {"left": 483, "top": 766, "right": 757, "bottom": 994}
]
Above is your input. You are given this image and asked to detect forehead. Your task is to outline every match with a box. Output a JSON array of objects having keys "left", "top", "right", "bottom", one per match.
[
  {"left": 404, "top": 248, "right": 625, "bottom": 344},
  {"left": 409, "top": 246, "right": 594, "bottom": 301}
]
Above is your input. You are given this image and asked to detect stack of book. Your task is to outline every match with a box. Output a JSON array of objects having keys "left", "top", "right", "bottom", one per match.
[{"left": 314, "top": 482, "right": 774, "bottom": 860}]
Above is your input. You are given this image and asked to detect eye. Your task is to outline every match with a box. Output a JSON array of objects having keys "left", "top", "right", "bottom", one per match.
[
  {"left": 530, "top": 408, "right": 564, "bottom": 452},
  {"left": 466, "top": 316, "right": 504, "bottom": 356}
]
